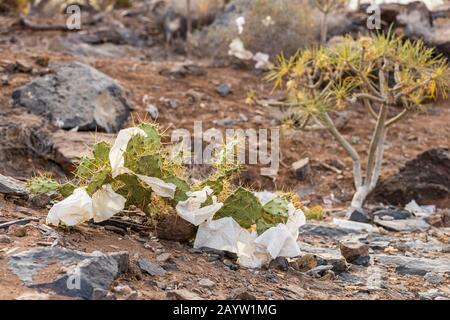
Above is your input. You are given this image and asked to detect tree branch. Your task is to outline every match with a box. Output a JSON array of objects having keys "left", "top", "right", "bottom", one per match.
[
  {"left": 322, "top": 112, "right": 362, "bottom": 188},
  {"left": 386, "top": 108, "right": 408, "bottom": 127}
]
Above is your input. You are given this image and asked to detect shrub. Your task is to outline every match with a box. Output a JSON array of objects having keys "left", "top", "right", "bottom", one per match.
[
  {"left": 267, "top": 32, "right": 449, "bottom": 210},
  {"left": 196, "top": 0, "right": 320, "bottom": 60}
]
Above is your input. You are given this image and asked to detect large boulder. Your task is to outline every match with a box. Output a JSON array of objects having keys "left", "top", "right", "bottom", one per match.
[
  {"left": 371, "top": 148, "right": 450, "bottom": 207},
  {"left": 12, "top": 62, "right": 130, "bottom": 133}
]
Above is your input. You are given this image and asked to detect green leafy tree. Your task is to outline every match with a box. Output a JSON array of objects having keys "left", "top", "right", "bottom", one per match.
[{"left": 267, "top": 33, "right": 449, "bottom": 211}]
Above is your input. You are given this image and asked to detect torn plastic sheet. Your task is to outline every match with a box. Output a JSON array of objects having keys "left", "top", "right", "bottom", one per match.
[
  {"left": 92, "top": 184, "right": 126, "bottom": 223},
  {"left": 109, "top": 127, "right": 147, "bottom": 178},
  {"left": 46, "top": 188, "right": 93, "bottom": 226},
  {"left": 235, "top": 16, "right": 245, "bottom": 34},
  {"left": 46, "top": 185, "right": 126, "bottom": 226},
  {"left": 253, "top": 52, "right": 273, "bottom": 70},
  {"left": 136, "top": 174, "right": 176, "bottom": 199},
  {"left": 191, "top": 192, "right": 306, "bottom": 268},
  {"left": 228, "top": 38, "right": 253, "bottom": 60},
  {"left": 176, "top": 187, "right": 223, "bottom": 226}
]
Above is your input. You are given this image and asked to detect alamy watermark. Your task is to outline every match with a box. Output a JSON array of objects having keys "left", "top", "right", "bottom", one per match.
[{"left": 171, "top": 121, "right": 280, "bottom": 176}]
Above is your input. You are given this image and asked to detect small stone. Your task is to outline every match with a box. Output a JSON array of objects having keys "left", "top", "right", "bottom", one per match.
[
  {"left": 216, "top": 83, "right": 231, "bottom": 97},
  {"left": 198, "top": 278, "right": 215, "bottom": 288},
  {"left": 290, "top": 254, "right": 317, "bottom": 272},
  {"left": 230, "top": 288, "right": 256, "bottom": 300},
  {"left": 156, "top": 253, "right": 172, "bottom": 263},
  {"left": 419, "top": 289, "right": 448, "bottom": 300},
  {"left": 146, "top": 104, "right": 159, "bottom": 119},
  {"left": 264, "top": 290, "right": 274, "bottom": 297},
  {"left": 349, "top": 209, "right": 371, "bottom": 223},
  {"left": 113, "top": 284, "right": 133, "bottom": 295},
  {"left": 424, "top": 272, "right": 445, "bottom": 285},
  {"left": 162, "top": 262, "right": 180, "bottom": 272},
  {"left": 16, "top": 292, "right": 50, "bottom": 300},
  {"left": 239, "top": 113, "right": 248, "bottom": 122},
  {"left": 214, "top": 117, "right": 235, "bottom": 126},
  {"left": 7, "top": 224, "right": 27, "bottom": 237},
  {"left": 268, "top": 257, "right": 289, "bottom": 272},
  {"left": 124, "top": 291, "right": 139, "bottom": 300},
  {"left": 372, "top": 207, "right": 412, "bottom": 220},
  {"left": 306, "top": 265, "right": 333, "bottom": 277},
  {"left": 374, "top": 217, "right": 430, "bottom": 232},
  {"left": 425, "top": 213, "right": 444, "bottom": 227},
  {"left": 167, "top": 289, "right": 203, "bottom": 300},
  {"left": 138, "top": 258, "right": 166, "bottom": 276},
  {"left": 0, "top": 235, "right": 12, "bottom": 243},
  {"left": 292, "top": 158, "right": 310, "bottom": 181},
  {"left": 442, "top": 210, "right": 450, "bottom": 227},
  {"left": 330, "top": 159, "right": 346, "bottom": 170},
  {"left": 339, "top": 241, "right": 370, "bottom": 266},
  {"left": 92, "top": 288, "right": 116, "bottom": 300},
  {"left": 156, "top": 215, "right": 196, "bottom": 242},
  {"left": 15, "top": 206, "right": 36, "bottom": 216}
]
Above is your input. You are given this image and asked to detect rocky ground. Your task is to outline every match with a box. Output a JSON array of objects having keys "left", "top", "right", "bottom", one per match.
[{"left": 0, "top": 2, "right": 450, "bottom": 300}]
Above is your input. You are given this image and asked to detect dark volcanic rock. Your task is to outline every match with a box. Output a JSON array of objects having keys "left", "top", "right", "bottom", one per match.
[
  {"left": 8, "top": 247, "right": 129, "bottom": 300},
  {"left": 156, "top": 214, "right": 196, "bottom": 242},
  {"left": 12, "top": 62, "right": 130, "bottom": 133},
  {"left": 371, "top": 148, "right": 450, "bottom": 208}
]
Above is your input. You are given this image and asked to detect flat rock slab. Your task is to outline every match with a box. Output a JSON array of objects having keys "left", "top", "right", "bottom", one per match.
[
  {"left": 298, "top": 223, "right": 363, "bottom": 238},
  {"left": 0, "top": 174, "right": 29, "bottom": 197},
  {"left": 374, "top": 217, "right": 430, "bottom": 232},
  {"left": 374, "top": 254, "right": 450, "bottom": 276},
  {"left": 8, "top": 247, "right": 129, "bottom": 300},
  {"left": 12, "top": 62, "right": 130, "bottom": 133}
]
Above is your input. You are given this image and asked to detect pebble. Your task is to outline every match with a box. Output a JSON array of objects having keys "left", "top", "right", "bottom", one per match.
[
  {"left": 7, "top": 225, "right": 27, "bottom": 237},
  {"left": 339, "top": 241, "right": 370, "bottom": 266},
  {"left": 146, "top": 104, "right": 159, "bottom": 119},
  {"left": 0, "top": 235, "right": 12, "bottom": 244},
  {"left": 216, "top": 83, "right": 231, "bottom": 97},
  {"left": 156, "top": 252, "right": 172, "bottom": 263},
  {"left": 198, "top": 278, "right": 215, "bottom": 288},
  {"left": 424, "top": 272, "right": 445, "bottom": 285},
  {"left": 292, "top": 158, "right": 310, "bottom": 181}
]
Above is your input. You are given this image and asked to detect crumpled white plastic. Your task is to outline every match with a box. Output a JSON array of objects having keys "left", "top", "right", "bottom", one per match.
[
  {"left": 136, "top": 174, "right": 176, "bottom": 199},
  {"left": 109, "top": 127, "right": 147, "bottom": 178},
  {"left": 46, "top": 185, "right": 127, "bottom": 226},
  {"left": 228, "top": 38, "right": 253, "bottom": 60},
  {"left": 92, "top": 184, "right": 126, "bottom": 223},
  {"left": 192, "top": 197, "right": 306, "bottom": 268},
  {"left": 194, "top": 217, "right": 251, "bottom": 253},
  {"left": 253, "top": 52, "right": 273, "bottom": 70},
  {"left": 176, "top": 187, "right": 223, "bottom": 226},
  {"left": 46, "top": 188, "right": 93, "bottom": 226},
  {"left": 235, "top": 16, "right": 245, "bottom": 34}
]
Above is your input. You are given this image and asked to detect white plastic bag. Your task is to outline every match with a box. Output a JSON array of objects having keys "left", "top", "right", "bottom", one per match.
[
  {"left": 46, "top": 188, "right": 93, "bottom": 226},
  {"left": 228, "top": 38, "right": 253, "bottom": 60},
  {"left": 136, "top": 174, "right": 176, "bottom": 199},
  {"left": 109, "top": 127, "right": 147, "bottom": 178},
  {"left": 194, "top": 217, "right": 250, "bottom": 253},
  {"left": 253, "top": 52, "right": 273, "bottom": 70},
  {"left": 235, "top": 16, "right": 246, "bottom": 34},
  {"left": 92, "top": 184, "right": 126, "bottom": 223},
  {"left": 254, "top": 223, "right": 301, "bottom": 258},
  {"left": 176, "top": 187, "right": 223, "bottom": 226}
]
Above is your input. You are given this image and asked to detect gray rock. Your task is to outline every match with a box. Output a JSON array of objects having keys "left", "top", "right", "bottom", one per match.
[
  {"left": 198, "top": 278, "right": 215, "bottom": 288},
  {"left": 0, "top": 174, "right": 29, "bottom": 197},
  {"left": 396, "top": 240, "right": 450, "bottom": 253},
  {"left": 374, "top": 217, "right": 430, "bottom": 232},
  {"left": 419, "top": 289, "right": 449, "bottom": 300},
  {"left": 424, "top": 272, "right": 445, "bottom": 285},
  {"left": 374, "top": 254, "right": 450, "bottom": 275},
  {"left": 216, "top": 83, "right": 231, "bottom": 97},
  {"left": 339, "top": 241, "right": 370, "bottom": 266},
  {"left": 0, "top": 235, "right": 12, "bottom": 244},
  {"left": 167, "top": 289, "right": 203, "bottom": 300},
  {"left": 8, "top": 247, "right": 129, "bottom": 300},
  {"left": 306, "top": 264, "right": 333, "bottom": 277},
  {"left": 12, "top": 62, "right": 130, "bottom": 133},
  {"left": 298, "top": 223, "right": 361, "bottom": 238},
  {"left": 146, "top": 104, "right": 159, "bottom": 119},
  {"left": 138, "top": 258, "right": 166, "bottom": 276},
  {"left": 372, "top": 207, "right": 412, "bottom": 220},
  {"left": 349, "top": 209, "right": 371, "bottom": 223},
  {"left": 268, "top": 257, "right": 289, "bottom": 272},
  {"left": 297, "top": 242, "right": 348, "bottom": 273},
  {"left": 292, "top": 158, "right": 310, "bottom": 181},
  {"left": 213, "top": 117, "right": 235, "bottom": 126}
]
